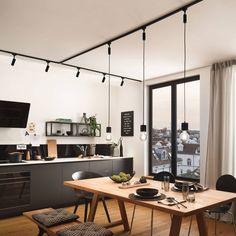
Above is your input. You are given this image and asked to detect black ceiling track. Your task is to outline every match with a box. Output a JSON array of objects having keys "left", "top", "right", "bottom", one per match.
[
  {"left": 60, "top": 0, "right": 203, "bottom": 63},
  {"left": 0, "top": 49, "right": 140, "bottom": 82}
]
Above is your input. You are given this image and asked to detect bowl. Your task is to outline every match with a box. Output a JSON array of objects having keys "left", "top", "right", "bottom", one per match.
[
  {"left": 136, "top": 188, "right": 158, "bottom": 197},
  {"left": 44, "top": 156, "right": 56, "bottom": 161},
  {"left": 174, "top": 180, "right": 194, "bottom": 190},
  {"left": 110, "top": 171, "right": 135, "bottom": 183}
]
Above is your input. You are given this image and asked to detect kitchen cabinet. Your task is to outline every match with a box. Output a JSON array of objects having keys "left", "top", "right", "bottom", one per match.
[
  {"left": 89, "top": 160, "right": 113, "bottom": 176},
  {"left": 61, "top": 161, "right": 89, "bottom": 205},
  {"left": 0, "top": 157, "right": 133, "bottom": 218},
  {"left": 30, "top": 164, "right": 62, "bottom": 209},
  {"left": 45, "top": 121, "right": 101, "bottom": 137},
  {"left": 112, "top": 158, "right": 133, "bottom": 175}
]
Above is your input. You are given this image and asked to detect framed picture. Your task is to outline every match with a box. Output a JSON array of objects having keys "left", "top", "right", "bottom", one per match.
[{"left": 121, "top": 111, "right": 134, "bottom": 136}]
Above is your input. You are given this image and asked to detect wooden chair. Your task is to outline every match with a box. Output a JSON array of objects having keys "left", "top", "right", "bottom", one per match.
[{"left": 72, "top": 171, "right": 111, "bottom": 223}]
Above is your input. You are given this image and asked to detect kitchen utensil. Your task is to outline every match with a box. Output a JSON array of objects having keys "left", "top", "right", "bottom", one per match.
[{"left": 8, "top": 152, "right": 23, "bottom": 163}]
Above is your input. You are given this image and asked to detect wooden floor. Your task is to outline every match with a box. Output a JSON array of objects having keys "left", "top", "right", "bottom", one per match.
[{"left": 0, "top": 199, "right": 235, "bottom": 236}]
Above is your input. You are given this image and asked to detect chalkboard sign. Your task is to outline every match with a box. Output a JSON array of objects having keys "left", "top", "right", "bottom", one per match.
[{"left": 121, "top": 111, "right": 134, "bottom": 136}]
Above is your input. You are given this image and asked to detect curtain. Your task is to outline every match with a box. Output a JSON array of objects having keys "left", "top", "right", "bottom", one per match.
[{"left": 204, "top": 60, "right": 236, "bottom": 188}]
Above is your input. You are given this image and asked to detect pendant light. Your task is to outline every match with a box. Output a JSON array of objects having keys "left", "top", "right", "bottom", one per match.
[
  {"left": 140, "top": 28, "right": 147, "bottom": 141},
  {"left": 106, "top": 43, "right": 112, "bottom": 141},
  {"left": 179, "top": 9, "right": 189, "bottom": 143}
]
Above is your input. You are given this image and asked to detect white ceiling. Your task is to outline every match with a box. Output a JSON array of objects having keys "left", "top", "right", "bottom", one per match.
[{"left": 0, "top": 0, "right": 236, "bottom": 80}]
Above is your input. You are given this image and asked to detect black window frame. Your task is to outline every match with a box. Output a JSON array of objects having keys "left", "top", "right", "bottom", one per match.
[{"left": 148, "top": 75, "right": 200, "bottom": 181}]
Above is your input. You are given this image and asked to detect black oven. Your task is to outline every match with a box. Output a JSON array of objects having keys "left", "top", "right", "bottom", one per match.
[{"left": 0, "top": 171, "right": 30, "bottom": 210}]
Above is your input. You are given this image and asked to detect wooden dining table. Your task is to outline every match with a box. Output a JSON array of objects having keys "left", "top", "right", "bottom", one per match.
[{"left": 64, "top": 177, "right": 236, "bottom": 236}]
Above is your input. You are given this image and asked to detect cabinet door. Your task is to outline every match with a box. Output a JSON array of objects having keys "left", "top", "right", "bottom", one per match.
[
  {"left": 30, "top": 164, "right": 62, "bottom": 209},
  {"left": 89, "top": 160, "right": 112, "bottom": 176},
  {"left": 112, "top": 158, "right": 133, "bottom": 175},
  {"left": 61, "top": 162, "right": 89, "bottom": 205}
]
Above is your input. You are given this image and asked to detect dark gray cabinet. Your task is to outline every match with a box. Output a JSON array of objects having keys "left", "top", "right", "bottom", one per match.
[
  {"left": 30, "top": 164, "right": 62, "bottom": 209},
  {"left": 112, "top": 158, "right": 133, "bottom": 175},
  {"left": 89, "top": 160, "right": 113, "bottom": 176},
  {"left": 61, "top": 162, "right": 89, "bottom": 205},
  {"left": 0, "top": 157, "right": 133, "bottom": 218}
]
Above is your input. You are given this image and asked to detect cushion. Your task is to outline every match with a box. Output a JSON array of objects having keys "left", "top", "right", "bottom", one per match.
[
  {"left": 32, "top": 209, "right": 78, "bottom": 227},
  {"left": 56, "top": 222, "right": 113, "bottom": 236}
]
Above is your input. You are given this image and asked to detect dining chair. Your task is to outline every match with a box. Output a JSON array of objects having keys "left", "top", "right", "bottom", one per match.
[
  {"left": 188, "top": 174, "right": 236, "bottom": 236},
  {"left": 72, "top": 171, "right": 111, "bottom": 223},
  {"left": 129, "top": 171, "right": 175, "bottom": 236}
]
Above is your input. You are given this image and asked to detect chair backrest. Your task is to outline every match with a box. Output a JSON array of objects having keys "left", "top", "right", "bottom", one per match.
[
  {"left": 72, "top": 171, "right": 103, "bottom": 181},
  {"left": 153, "top": 171, "right": 175, "bottom": 183},
  {"left": 216, "top": 174, "right": 236, "bottom": 193}
]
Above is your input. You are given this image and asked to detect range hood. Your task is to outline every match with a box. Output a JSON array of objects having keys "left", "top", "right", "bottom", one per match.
[{"left": 0, "top": 100, "right": 30, "bottom": 128}]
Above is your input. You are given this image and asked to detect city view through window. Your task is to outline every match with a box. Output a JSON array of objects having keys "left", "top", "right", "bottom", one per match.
[{"left": 151, "top": 79, "right": 200, "bottom": 180}]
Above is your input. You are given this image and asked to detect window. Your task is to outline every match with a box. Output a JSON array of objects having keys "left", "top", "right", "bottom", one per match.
[{"left": 149, "top": 75, "right": 200, "bottom": 180}]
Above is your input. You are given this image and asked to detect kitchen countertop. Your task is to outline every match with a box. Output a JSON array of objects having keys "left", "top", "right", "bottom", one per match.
[{"left": 0, "top": 156, "right": 132, "bottom": 166}]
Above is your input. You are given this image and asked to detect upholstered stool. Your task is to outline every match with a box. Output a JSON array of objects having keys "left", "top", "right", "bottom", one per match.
[
  {"left": 32, "top": 208, "right": 78, "bottom": 227},
  {"left": 56, "top": 222, "right": 113, "bottom": 236}
]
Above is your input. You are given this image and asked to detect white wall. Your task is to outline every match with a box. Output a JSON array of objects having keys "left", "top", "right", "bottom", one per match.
[
  {"left": 0, "top": 54, "right": 145, "bottom": 175},
  {"left": 146, "top": 66, "right": 211, "bottom": 184}
]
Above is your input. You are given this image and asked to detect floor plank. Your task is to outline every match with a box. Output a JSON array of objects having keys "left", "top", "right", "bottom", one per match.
[{"left": 0, "top": 199, "right": 235, "bottom": 235}]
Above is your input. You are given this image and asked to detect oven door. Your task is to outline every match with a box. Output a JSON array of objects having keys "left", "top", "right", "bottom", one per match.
[{"left": 0, "top": 171, "right": 30, "bottom": 210}]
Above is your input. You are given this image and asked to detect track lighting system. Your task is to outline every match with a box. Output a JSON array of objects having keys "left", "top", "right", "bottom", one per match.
[
  {"left": 11, "top": 54, "right": 16, "bottom": 66},
  {"left": 76, "top": 67, "right": 80, "bottom": 77},
  {"left": 45, "top": 61, "right": 50, "bottom": 72},
  {"left": 120, "top": 77, "right": 124, "bottom": 86},
  {"left": 0, "top": 49, "right": 140, "bottom": 83},
  {"left": 102, "top": 74, "right": 106, "bottom": 83}
]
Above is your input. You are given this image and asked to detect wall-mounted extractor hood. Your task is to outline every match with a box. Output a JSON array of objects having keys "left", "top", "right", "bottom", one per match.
[{"left": 0, "top": 100, "right": 30, "bottom": 128}]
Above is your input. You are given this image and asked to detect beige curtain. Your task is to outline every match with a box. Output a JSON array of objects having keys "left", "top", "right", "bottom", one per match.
[{"left": 204, "top": 60, "right": 236, "bottom": 188}]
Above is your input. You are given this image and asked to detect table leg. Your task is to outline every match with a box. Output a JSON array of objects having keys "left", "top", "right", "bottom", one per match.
[
  {"left": 117, "top": 200, "right": 130, "bottom": 231},
  {"left": 87, "top": 193, "right": 99, "bottom": 222},
  {"left": 169, "top": 215, "right": 182, "bottom": 236},
  {"left": 196, "top": 212, "right": 208, "bottom": 236}
]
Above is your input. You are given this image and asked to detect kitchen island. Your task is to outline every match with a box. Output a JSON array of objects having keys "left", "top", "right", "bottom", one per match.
[{"left": 0, "top": 156, "right": 133, "bottom": 218}]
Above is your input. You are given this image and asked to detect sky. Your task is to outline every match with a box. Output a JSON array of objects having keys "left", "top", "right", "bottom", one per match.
[{"left": 152, "top": 80, "right": 200, "bottom": 130}]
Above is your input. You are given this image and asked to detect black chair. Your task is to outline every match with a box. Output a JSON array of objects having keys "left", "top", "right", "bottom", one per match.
[
  {"left": 188, "top": 174, "right": 236, "bottom": 236},
  {"left": 153, "top": 171, "right": 175, "bottom": 183},
  {"left": 129, "top": 171, "right": 175, "bottom": 236},
  {"left": 208, "top": 174, "right": 236, "bottom": 235},
  {"left": 72, "top": 171, "right": 111, "bottom": 223}
]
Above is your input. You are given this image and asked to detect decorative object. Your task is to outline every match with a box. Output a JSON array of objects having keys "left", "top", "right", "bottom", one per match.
[
  {"left": 110, "top": 171, "right": 135, "bottom": 183},
  {"left": 179, "top": 9, "right": 190, "bottom": 143},
  {"left": 121, "top": 111, "right": 134, "bottom": 136},
  {"left": 140, "top": 29, "right": 147, "bottom": 141},
  {"left": 88, "top": 115, "right": 100, "bottom": 136}
]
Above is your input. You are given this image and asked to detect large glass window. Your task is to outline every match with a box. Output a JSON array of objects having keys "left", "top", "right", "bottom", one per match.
[{"left": 149, "top": 75, "right": 200, "bottom": 180}]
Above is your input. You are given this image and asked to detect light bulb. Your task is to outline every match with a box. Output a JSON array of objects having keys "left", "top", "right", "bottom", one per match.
[
  {"left": 106, "top": 133, "right": 112, "bottom": 141},
  {"left": 106, "top": 126, "right": 112, "bottom": 141},
  {"left": 140, "top": 132, "right": 147, "bottom": 141},
  {"left": 180, "top": 130, "right": 189, "bottom": 142}
]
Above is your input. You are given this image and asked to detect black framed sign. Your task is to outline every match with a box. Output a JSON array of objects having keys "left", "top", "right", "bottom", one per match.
[{"left": 121, "top": 111, "right": 134, "bottom": 136}]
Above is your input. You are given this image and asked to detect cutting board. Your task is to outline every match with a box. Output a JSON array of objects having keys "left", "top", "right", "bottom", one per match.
[{"left": 47, "top": 139, "right": 57, "bottom": 158}]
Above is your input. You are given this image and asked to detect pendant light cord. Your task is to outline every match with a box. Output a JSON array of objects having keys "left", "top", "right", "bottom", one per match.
[
  {"left": 108, "top": 43, "right": 111, "bottom": 127},
  {"left": 142, "top": 28, "right": 146, "bottom": 125},
  {"left": 183, "top": 9, "right": 187, "bottom": 122}
]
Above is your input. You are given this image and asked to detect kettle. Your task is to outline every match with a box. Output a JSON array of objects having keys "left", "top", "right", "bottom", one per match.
[{"left": 8, "top": 152, "right": 23, "bottom": 163}]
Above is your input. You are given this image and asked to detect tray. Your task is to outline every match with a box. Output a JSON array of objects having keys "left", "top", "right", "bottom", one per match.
[{"left": 118, "top": 182, "right": 150, "bottom": 189}]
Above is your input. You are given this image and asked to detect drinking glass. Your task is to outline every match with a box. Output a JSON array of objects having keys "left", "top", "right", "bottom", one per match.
[
  {"left": 187, "top": 191, "right": 195, "bottom": 202},
  {"left": 164, "top": 176, "right": 170, "bottom": 192},
  {"left": 182, "top": 183, "right": 189, "bottom": 200}
]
